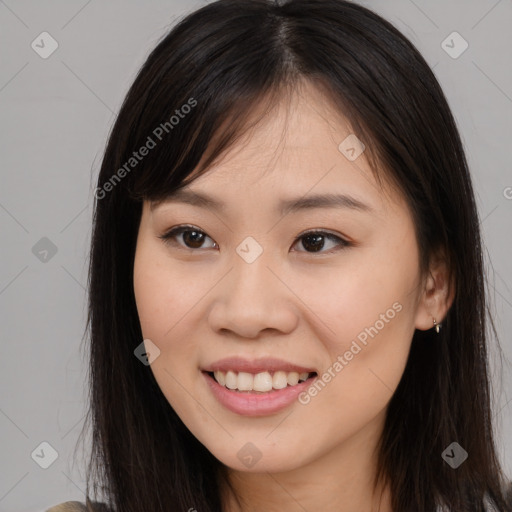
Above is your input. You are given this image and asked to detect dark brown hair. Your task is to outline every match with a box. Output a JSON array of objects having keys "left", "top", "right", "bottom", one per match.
[{"left": 81, "top": 0, "right": 510, "bottom": 510}]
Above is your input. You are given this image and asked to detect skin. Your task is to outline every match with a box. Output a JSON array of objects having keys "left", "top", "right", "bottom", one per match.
[{"left": 133, "top": 80, "right": 453, "bottom": 512}]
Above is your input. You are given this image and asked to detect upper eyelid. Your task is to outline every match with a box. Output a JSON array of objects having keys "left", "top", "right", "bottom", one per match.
[
  {"left": 160, "top": 224, "right": 347, "bottom": 238},
  {"left": 158, "top": 224, "right": 351, "bottom": 247}
]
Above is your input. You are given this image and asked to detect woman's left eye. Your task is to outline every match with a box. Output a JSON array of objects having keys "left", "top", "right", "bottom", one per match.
[
  {"left": 292, "top": 230, "right": 351, "bottom": 253},
  {"left": 158, "top": 225, "right": 351, "bottom": 254}
]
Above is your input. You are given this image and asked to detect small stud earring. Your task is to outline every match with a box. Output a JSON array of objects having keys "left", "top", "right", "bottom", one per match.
[{"left": 433, "top": 318, "right": 441, "bottom": 334}]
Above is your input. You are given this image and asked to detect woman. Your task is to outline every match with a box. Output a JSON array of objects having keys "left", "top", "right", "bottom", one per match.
[{"left": 48, "top": 0, "right": 511, "bottom": 510}]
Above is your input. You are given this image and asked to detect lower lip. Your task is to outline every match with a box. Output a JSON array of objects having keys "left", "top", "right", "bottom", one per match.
[{"left": 203, "top": 371, "right": 316, "bottom": 417}]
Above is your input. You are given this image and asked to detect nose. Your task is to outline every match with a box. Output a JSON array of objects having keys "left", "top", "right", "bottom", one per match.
[{"left": 207, "top": 253, "right": 298, "bottom": 339}]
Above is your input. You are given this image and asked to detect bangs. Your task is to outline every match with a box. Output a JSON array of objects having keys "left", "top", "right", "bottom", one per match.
[
  {"left": 95, "top": 0, "right": 395, "bottom": 214},
  {"left": 122, "top": 74, "right": 386, "bottom": 207},
  {"left": 129, "top": 82, "right": 290, "bottom": 203}
]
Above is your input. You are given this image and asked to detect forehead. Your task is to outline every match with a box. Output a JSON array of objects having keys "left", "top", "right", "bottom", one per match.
[{"left": 151, "top": 81, "right": 407, "bottom": 220}]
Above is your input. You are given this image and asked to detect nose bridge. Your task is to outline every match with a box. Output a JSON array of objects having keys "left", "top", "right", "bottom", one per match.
[
  {"left": 208, "top": 240, "right": 297, "bottom": 337},
  {"left": 228, "top": 241, "right": 277, "bottom": 309}
]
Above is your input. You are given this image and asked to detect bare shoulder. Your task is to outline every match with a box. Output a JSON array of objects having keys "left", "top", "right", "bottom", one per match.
[{"left": 46, "top": 501, "right": 111, "bottom": 512}]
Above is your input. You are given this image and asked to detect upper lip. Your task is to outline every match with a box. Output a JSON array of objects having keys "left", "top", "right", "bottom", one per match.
[{"left": 202, "top": 357, "right": 317, "bottom": 374}]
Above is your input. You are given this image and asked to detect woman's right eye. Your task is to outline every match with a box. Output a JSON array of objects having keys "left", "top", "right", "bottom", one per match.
[{"left": 158, "top": 225, "right": 217, "bottom": 250}]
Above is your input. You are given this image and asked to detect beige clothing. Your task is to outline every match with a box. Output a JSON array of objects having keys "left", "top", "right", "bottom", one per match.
[
  {"left": 46, "top": 504, "right": 85, "bottom": 512},
  {"left": 46, "top": 501, "right": 109, "bottom": 512}
]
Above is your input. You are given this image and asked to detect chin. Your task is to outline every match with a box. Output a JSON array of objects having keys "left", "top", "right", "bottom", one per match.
[{"left": 203, "top": 438, "right": 311, "bottom": 474}]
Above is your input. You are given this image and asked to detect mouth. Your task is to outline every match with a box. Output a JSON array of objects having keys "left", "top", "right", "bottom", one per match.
[
  {"left": 201, "top": 357, "right": 318, "bottom": 416},
  {"left": 201, "top": 358, "right": 318, "bottom": 416},
  {"left": 205, "top": 370, "right": 317, "bottom": 393}
]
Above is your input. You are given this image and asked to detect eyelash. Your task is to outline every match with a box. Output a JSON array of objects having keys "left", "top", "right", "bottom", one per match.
[{"left": 158, "top": 224, "right": 352, "bottom": 254}]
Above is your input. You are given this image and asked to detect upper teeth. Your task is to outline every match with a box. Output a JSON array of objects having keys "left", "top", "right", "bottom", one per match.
[{"left": 213, "top": 370, "right": 311, "bottom": 392}]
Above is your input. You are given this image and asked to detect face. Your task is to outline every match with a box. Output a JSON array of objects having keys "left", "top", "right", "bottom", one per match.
[{"left": 133, "top": 81, "right": 427, "bottom": 474}]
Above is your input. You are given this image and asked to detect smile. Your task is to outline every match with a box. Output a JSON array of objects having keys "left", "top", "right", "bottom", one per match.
[
  {"left": 201, "top": 357, "right": 318, "bottom": 416},
  {"left": 210, "top": 370, "right": 314, "bottom": 392}
]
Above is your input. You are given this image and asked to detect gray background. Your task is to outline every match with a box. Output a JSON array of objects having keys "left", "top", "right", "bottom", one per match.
[{"left": 0, "top": 0, "right": 511, "bottom": 510}]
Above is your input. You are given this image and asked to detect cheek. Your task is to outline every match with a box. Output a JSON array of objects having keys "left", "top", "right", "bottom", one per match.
[
  {"left": 133, "top": 243, "right": 204, "bottom": 418},
  {"left": 300, "top": 245, "right": 419, "bottom": 358},
  {"left": 133, "top": 251, "right": 169, "bottom": 341},
  {"left": 134, "top": 240, "right": 198, "bottom": 341},
  {"left": 133, "top": 243, "right": 202, "bottom": 390},
  {"left": 296, "top": 233, "right": 420, "bottom": 410}
]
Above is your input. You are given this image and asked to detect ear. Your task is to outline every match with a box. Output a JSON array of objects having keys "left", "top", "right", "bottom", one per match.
[{"left": 414, "top": 249, "right": 455, "bottom": 331}]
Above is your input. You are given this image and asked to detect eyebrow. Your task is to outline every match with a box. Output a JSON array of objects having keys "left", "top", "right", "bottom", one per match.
[{"left": 151, "top": 188, "right": 374, "bottom": 215}]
